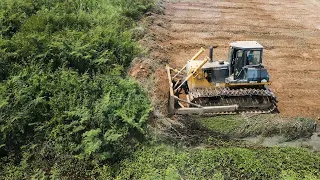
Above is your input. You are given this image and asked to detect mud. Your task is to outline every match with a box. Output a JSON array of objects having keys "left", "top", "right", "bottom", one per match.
[{"left": 146, "top": 0, "right": 320, "bottom": 118}]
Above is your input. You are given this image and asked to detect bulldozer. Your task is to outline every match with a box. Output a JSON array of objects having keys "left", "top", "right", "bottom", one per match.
[{"left": 167, "top": 41, "right": 278, "bottom": 115}]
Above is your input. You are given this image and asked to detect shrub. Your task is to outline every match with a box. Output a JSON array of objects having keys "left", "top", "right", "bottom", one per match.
[{"left": 0, "top": 0, "right": 153, "bottom": 179}]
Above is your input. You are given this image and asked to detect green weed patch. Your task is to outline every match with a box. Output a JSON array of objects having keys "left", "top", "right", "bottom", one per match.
[
  {"left": 198, "top": 115, "right": 315, "bottom": 139},
  {"left": 117, "top": 144, "right": 320, "bottom": 179}
]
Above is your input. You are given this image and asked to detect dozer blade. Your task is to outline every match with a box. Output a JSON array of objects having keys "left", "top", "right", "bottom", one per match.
[
  {"left": 176, "top": 105, "right": 238, "bottom": 115},
  {"left": 167, "top": 65, "right": 242, "bottom": 115}
]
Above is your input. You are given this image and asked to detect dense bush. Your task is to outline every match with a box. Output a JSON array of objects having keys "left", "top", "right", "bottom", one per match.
[
  {"left": 0, "top": 0, "right": 153, "bottom": 179},
  {"left": 0, "top": 0, "right": 153, "bottom": 78},
  {"left": 0, "top": 68, "right": 151, "bottom": 157}
]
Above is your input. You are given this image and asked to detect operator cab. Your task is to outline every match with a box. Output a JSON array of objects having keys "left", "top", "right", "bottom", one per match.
[{"left": 227, "top": 41, "right": 270, "bottom": 83}]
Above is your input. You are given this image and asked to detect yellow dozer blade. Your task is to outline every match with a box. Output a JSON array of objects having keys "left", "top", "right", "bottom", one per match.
[{"left": 166, "top": 65, "right": 238, "bottom": 115}]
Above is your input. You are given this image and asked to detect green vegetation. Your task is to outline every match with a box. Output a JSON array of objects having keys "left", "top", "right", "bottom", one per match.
[
  {"left": 0, "top": 0, "right": 319, "bottom": 179},
  {"left": 199, "top": 115, "right": 246, "bottom": 134},
  {"left": 118, "top": 144, "right": 320, "bottom": 179},
  {"left": 0, "top": 0, "right": 153, "bottom": 179},
  {"left": 199, "top": 115, "right": 315, "bottom": 139},
  {"left": 142, "top": 116, "right": 319, "bottom": 179}
]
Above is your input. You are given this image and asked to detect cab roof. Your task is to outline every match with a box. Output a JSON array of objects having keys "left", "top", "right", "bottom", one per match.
[{"left": 230, "top": 41, "right": 263, "bottom": 49}]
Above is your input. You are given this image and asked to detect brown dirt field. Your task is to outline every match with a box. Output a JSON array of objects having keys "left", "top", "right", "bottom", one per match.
[{"left": 143, "top": 0, "right": 320, "bottom": 118}]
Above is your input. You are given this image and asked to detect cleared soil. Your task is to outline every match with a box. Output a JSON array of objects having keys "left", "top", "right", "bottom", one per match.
[{"left": 146, "top": 0, "right": 320, "bottom": 118}]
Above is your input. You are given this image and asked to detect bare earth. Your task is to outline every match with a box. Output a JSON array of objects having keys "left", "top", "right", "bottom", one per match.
[{"left": 145, "top": 0, "right": 320, "bottom": 118}]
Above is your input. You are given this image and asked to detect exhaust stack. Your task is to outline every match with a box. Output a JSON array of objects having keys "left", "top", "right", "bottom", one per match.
[{"left": 209, "top": 46, "right": 214, "bottom": 62}]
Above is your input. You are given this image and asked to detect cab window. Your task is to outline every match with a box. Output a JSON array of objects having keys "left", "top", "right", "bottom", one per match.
[
  {"left": 235, "top": 50, "right": 244, "bottom": 77},
  {"left": 246, "top": 50, "right": 261, "bottom": 65}
]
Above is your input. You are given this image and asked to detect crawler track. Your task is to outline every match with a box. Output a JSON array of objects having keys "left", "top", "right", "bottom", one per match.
[{"left": 189, "top": 87, "right": 278, "bottom": 114}]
